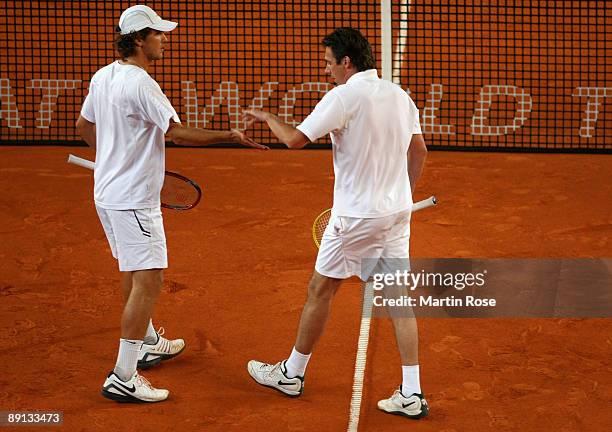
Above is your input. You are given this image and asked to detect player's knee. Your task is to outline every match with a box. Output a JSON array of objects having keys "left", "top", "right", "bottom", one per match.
[
  {"left": 307, "top": 278, "right": 340, "bottom": 302},
  {"left": 306, "top": 286, "right": 334, "bottom": 303},
  {"left": 151, "top": 271, "right": 163, "bottom": 293},
  {"left": 133, "top": 269, "right": 164, "bottom": 295}
]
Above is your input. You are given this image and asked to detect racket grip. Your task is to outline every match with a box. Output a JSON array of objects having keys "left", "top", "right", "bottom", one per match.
[
  {"left": 67, "top": 154, "right": 95, "bottom": 170},
  {"left": 412, "top": 195, "right": 437, "bottom": 212}
]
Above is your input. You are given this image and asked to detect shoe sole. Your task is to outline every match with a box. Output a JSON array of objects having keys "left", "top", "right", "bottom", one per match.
[
  {"left": 101, "top": 389, "right": 167, "bottom": 403},
  {"left": 247, "top": 365, "right": 302, "bottom": 398},
  {"left": 379, "top": 405, "right": 429, "bottom": 420},
  {"left": 137, "top": 356, "right": 163, "bottom": 370},
  {"left": 137, "top": 344, "right": 186, "bottom": 369}
]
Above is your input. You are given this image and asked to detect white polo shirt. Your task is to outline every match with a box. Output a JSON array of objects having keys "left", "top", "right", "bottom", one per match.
[
  {"left": 297, "top": 69, "right": 422, "bottom": 218},
  {"left": 80, "top": 61, "right": 180, "bottom": 210}
]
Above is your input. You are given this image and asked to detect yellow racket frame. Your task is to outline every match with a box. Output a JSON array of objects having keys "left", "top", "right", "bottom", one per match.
[
  {"left": 312, "top": 208, "right": 332, "bottom": 248},
  {"left": 311, "top": 196, "right": 438, "bottom": 249}
]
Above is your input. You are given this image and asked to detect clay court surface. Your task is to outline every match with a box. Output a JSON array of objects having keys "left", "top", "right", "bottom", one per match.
[{"left": 0, "top": 147, "right": 610, "bottom": 431}]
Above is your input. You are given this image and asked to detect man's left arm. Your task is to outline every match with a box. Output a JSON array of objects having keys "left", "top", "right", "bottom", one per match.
[{"left": 76, "top": 115, "right": 96, "bottom": 148}]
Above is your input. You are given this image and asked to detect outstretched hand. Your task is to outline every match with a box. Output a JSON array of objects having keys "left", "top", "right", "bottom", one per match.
[
  {"left": 230, "top": 128, "right": 269, "bottom": 150},
  {"left": 242, "top": 109, "right": 271, "bottom": 129}
]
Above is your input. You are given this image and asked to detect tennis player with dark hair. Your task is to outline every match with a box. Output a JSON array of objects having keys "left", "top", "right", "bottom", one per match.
[
  {"left": 76, "top": 5, "right": 266, "bottom": 403},
  {"left": 243, "top": 27, "right": 429, "bottom": 419}
]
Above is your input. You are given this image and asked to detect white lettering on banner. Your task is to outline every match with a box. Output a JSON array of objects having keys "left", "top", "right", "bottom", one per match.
[
  {"left": 1, "top": 79, "right": 609, "bottom": 141},
  {"left": 250, "top": 82, "right": 280, "bottom": 110},
  {"left": 470, "top": 85, "right": 533, "bottom": 136},
  {"left": 30, "top": 79, "right": 81, "bottom": 129},
  {"left": 572, "top": 87, "right": 611, "bottom": 138},
  {"left": 182, "top": 81, "right": 238, "bottom": 129},
  {"left": 182, "top": 81, "right": 279, "bottom": 129},
  {"left": 0, "top": 78, "right": 22, "bottom": 128},
  {"left": 421, "top": 84, "right": 455, "bottom": 135},
  {"left": 278, "top": 82, "right": 332, "bottom": 126}
]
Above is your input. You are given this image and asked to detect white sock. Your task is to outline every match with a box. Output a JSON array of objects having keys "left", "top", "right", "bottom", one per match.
[
  {"left": 285, "top": 347, "right": 311, "bottom": 378},
  {"left": 143, "top": 320, "right": 157, "bottom": 344},
  {"left": 114, "top": 339, "right": 143, "bottom": 381},
  {"left": 401, "top": 365, "right": 421, "bottom": 396}
]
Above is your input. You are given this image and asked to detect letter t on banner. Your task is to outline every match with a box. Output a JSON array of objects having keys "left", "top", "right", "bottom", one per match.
[
  {"left": 572, "top": 87, "right": 612, "bottom": 138},
  {"left": 30, "top": 79, "right": 81, "bottom": 129}
]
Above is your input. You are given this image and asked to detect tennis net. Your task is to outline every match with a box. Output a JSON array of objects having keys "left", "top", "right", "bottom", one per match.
[{"left": 0, "top": 1, "right": 609, "bottom": 151}]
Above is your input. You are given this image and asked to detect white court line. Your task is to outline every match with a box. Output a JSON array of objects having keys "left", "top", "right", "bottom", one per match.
[{"left": 346, "top": 282, "right": 375, "bottom": 432}]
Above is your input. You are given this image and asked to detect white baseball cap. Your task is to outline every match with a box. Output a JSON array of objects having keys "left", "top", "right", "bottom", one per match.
[{"left": 118, "top": 5, "right": 177, "bottom": 35}]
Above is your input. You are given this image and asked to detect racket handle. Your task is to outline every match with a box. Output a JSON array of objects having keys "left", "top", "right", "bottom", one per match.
[
  {"left": 412, "top": 195, "right": 437, "bottom": 212},
  {"left": 68, "top": 154, "right": 95, "bottom": 170}
]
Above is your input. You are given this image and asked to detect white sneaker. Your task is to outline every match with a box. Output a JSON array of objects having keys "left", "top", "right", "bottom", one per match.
[
  {"left": 377, "top": 386, "right": 429, "bottom": 419},
  {"left": 247, "top": 359, "right": 304, "bottom": 397},
  {"left": 138, "top": 327, "right": 185, "bottom": 369},
  {"left": 101, "top": 371, "right": 169, "bottom": 403}
]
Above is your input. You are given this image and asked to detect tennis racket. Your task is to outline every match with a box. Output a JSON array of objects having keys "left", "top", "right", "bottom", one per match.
[
  {"left": 67, "top": 154, "right": 202, "bottom": 210},
  {"left": 312, "top": 196, "right": 437, "bottom": 248}
]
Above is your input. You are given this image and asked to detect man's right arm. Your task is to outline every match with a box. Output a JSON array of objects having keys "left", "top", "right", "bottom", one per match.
[
  {"left": 242, "top": 91, "right": 343, "bottom": 149},
  {"left": 408, "top": 134, "right": 427, "bottom": 193},
  {"left": 242, "top": 110, "right": 310, "bottom": 149},
  {"left": 166, "top": 122, "right": 268, "bottom": 150}
]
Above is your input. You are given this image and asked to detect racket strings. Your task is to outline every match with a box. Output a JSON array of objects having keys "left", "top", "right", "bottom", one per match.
[
  {"left": 313, "top": 211, "right": 331, "bottom": 246},
  {"left": 161, "top": 174, "right": 201, "bottom": 210}
]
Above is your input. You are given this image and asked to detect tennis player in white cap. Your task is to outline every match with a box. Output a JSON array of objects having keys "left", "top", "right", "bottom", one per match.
[{"left": 76, "top": 5, "right": 266, "bottom": 404}]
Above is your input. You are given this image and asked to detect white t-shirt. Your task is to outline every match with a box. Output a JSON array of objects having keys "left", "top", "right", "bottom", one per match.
[
  {"left": 297, "top": 69, "right": 422, "bottom": 218},
  {"left": 80, "top": 61, "right": 180, "bottom": 210}
]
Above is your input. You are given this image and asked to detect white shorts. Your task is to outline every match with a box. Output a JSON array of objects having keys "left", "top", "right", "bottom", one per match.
[
  {"left": 315, "top": 209, "right": 411, "bottom": 281},
  {"left": 96, "top": 206, "right": 168, "bottom": 272}
]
